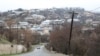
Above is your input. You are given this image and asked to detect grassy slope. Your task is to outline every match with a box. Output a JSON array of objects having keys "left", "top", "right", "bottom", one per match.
[{"left": 0, "top": 35, "right": 11, "bottom": 44}]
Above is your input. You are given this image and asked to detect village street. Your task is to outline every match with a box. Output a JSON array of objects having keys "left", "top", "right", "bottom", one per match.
[{"left": 18, "top": 45, "right": 68, "bottom": 56}]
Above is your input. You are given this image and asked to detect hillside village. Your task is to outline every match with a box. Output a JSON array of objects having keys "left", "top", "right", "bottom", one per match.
[
  {"left": 0, "top": 8, "right": 100, "bottom": 32},
  {"left": 0, "top": 7, "right": 100, "bottom": 56}
]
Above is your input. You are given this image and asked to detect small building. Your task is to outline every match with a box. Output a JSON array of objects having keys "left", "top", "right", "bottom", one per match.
[
  {"left": 25, "top": 14, "right": 45, "bottom": 24},
  {"left": 91, "top": 21, "right": 100, "bottom": 27},
  {"left": 67, "top": 19, "right": 80, "bottom": 23},
  {"left": 40, "top": 20, "right": 52, "bottom": 27},
  {"left": 85, "top": 19, "right": 93, "bottom": 24},
  {"left": 0, "top": 20, "right": 5, "bottom": 26},
  {"left": 81, "top": 26, "right": 95, "bottom": 33},
  {"left": 18, "top": 22, "right": 30, "bottom": 29}
]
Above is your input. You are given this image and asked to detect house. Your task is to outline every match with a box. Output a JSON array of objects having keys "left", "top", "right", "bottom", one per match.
[
  {"left": 12, "top": 10, "right": 27, "bottom": 15},
  {"left": 0, "top": 20, "right": 5, "bottom": 28},
  {"left": 84, "top": 11, "right": 94, "bottom": 17},
  {"left": 6, "top": 22, "right": 32, "bottom": 29},
  {"left": 81, "top": 26, "right": 95, "bottom": 33},
  {"left": 30, "top": 24, "right": 52, "bottom": 35},
  {"left": 42, "top": 29, "right": 50, "bottom": 35},
  {"left": 40, "top": 19, "right": 65, "bottom": 27},
  {"left": 30, "top": 25, "right": 44, "bottom": 35},
  {"left": 85, "top": 20, "right": 100, "bottom": 27},
  {"left": 91, "top": 21, "right": 100, "bottom": 27},
  {"left": 67, "top": 19, "right": 80, "bottom": 23},
  {"left": 25, "top": 14, "right": 45, "bottom": 24},
  {"left": 30, "top": 25, "right": 43, "bottom": 32},
  {"left": 40, "top": 19, "right": 65, "bottom": 30},
  {"left": 18, "top": 22, "right": 30, "bottom": 29},
  {"left": 85, "top": 19, "right": 93, "bottom": 24},
  {"left": 31, "top": 14, "right": 45, "bottom": 19},
  {"left": 0, "top": 20, "right": 4, "bottom": 26},
  {"left": 9, "top": 24, "right": 21, "bottom": 29},
  {"left": 40, "top": 20, "right": 52, "bottom": 27}
]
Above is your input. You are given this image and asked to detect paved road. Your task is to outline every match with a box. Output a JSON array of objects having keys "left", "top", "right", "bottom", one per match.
[{"left": 18, "top": 45, "right": 68, "bottom": 56}]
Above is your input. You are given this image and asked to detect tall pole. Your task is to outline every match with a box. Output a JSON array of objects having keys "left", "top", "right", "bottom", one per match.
[
  {"left": 10, "top": 22, "right": 12, "bottom": 54},
  {"left": 0, "top": 24, "right": 2, "bottom": 40},
  {"left": 16, "top": 22, "right": 18, "bottom": 53},
  {"left": 68, "top": 11, "right": 77, "bottom": 54}
]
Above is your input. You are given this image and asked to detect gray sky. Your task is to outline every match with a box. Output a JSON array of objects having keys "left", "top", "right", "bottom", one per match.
[{"left": 0, "top": 0, "right": 100, "bottom": 12}]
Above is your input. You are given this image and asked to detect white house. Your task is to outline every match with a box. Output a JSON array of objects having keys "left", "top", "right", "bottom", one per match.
[
  {"left": 85, "top": 19, "right": 93, "bottom": 24},
  {"left": 51, "top": 19, "right": 65, "bottom": 25},
  {"left": 67, "top": 19, "right": 80, "bottom": 23},
  {"left": 5, "top": 22, "right": 30, "bottom": 29},
  {"left": 40, "top": 20, "right": 52, "bottom": 27},
  {"left": 84, "top": 12, "right": 94, "bottom": 17},
  {"left": 40, "top": 19, "right": 65, "bottom": 27},
  {"left": 30, "top": 24, "right": 52, "bottom": 35},
  {"left": 0, "top": 20, "right": 5, "bottom": 27},
  {"left": 25, "top": 14, "right": 45, "bottom": 23},
  {"left": 31, "top": 14, "right": 45, "bottom": 19},
  {"left": 91, "top": 21, "right": 100, "bottom": 27},
  {"left": 18, "top": 22, "right": 30, "bottom": 29}
]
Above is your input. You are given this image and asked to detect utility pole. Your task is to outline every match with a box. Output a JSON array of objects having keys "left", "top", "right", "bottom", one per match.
[
  {"left": 16, "top": 22, "right": 18, "bottom": 54},
  {"left": 68, "top": 11, "right": 78, "bottom": 54}
]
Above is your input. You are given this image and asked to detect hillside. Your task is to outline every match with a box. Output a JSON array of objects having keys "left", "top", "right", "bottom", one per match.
[{"left": 0, "top": 7, "right": 100, "bottom": 24}]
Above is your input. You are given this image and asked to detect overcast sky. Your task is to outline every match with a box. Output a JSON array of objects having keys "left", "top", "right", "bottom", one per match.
[{"left": 0, "top": 0, "right": 100, "bottom": 12}]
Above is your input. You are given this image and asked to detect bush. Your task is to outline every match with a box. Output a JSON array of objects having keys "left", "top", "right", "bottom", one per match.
[
  {"left": 49, "top": 26, "right": 70, "bottom": 54},
  {"left": 49, "top": 24, "right": 100, "bottom": 56}
]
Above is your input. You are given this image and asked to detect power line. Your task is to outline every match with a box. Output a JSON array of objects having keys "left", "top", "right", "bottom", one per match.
[{"left": 90, "top": 7, "right": 100, "bottom": 12}]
